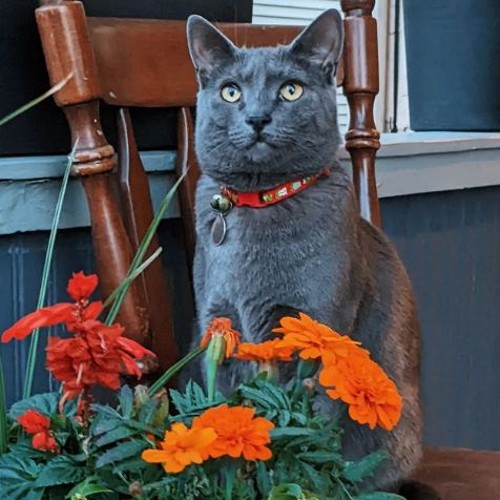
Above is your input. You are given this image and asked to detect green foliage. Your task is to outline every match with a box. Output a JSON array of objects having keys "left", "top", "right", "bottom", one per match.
[
  {"left": 236, "top": 378, "right": 295, "bottom": 427},
  {"left": 170, "top": 380, "right": 225, "bottom": 417},
  {"left": 23, "top": 142, "right": 76, "bottom": 399},
  {"left": 9, "top": 392, "right": 60, "bottom": 419},
  {"left": 343, "top": 450, "right": 389, "bottom": 484},
  {"left": 0, "top": 356, "right": 7, "bottom": 454},
  {"left": 66, "top": 476, "right": 113, "bottom": 499},
  {"left": 0, "top": 454, "right": 45, "bottom": 500},
  {"left": 35, "top": 455, "right": 87, "bottom": 487}
]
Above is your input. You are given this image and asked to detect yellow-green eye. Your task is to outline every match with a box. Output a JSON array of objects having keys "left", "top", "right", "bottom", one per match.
[
  {"left": 221, "top": 83, "right": 242, "bottom": 103},
  {"left": 279, "top": 82, "right": 304, "bottom": 101}
]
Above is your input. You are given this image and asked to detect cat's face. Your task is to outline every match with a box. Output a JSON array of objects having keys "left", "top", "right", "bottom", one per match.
[{"left": 187, "top": 10, "right": 344, "bottom": 190}]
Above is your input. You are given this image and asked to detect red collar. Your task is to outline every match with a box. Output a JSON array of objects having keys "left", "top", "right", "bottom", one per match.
[{"left": 220, "top": 167, "right": 331, "bottom": 208}]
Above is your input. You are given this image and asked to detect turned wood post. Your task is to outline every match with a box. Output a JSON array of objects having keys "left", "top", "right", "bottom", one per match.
[
  {"left": 35, "top": 0, "right": 151, "bottom": 346},
  {"left": 341, "top": 0, "right": 381, "bottom": 227}
]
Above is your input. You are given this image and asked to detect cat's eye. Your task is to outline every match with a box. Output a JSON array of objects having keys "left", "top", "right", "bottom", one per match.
[
  {"left": 279, "top": 82, "right": 304, "bottom": 102},
  {"left": 221, "top": 83, "right": 242, "bottom": 103}
]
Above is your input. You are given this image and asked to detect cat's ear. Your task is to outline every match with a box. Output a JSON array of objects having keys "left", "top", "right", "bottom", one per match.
[
  {"left": 187, "top": 15, "right": 236, "bottom": 86},
  {"left": 289, "top": 9, "right": 344, "bottom": 80}
]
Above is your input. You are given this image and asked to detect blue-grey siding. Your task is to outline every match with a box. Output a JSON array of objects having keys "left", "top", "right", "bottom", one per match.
[{"left": 1, "top": 188, "right": 499, "bottom": 451}]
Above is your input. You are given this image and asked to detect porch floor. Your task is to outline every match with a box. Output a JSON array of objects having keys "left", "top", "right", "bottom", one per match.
[{"left": 413, "top": 448, "right": 500, "bottom": 499}]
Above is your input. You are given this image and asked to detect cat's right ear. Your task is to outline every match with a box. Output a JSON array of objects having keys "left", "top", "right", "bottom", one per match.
[
  {"left": 289, "top": 9, "right": 344, "bottom": 82},
  {"left": 187, "top": 15, "right": 236, "bottom": 86}
]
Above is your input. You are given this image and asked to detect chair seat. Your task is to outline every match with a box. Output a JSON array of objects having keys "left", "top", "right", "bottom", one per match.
[{"left": 412, "top": 448, "right": 500, "bottom": 499}]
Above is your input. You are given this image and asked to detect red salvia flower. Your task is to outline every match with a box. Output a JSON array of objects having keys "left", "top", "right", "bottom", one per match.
[
  {"left": 17, "top": 409, "right": 59, "bottom": 453},
  {"left": 31, "top": 431, "right": 59, "bottom": 453},
  {"left": 2, "top": 272, "right": 156, "bottom": 402},
  {"left": 17, "top": 408, "right": 51, "bottom": 434},
  {"left": 2, "top": 272, "right": 102, "bottom": 342}
]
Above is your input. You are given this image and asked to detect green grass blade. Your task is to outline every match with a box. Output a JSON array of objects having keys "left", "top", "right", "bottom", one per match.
[
  {"left": 0, "top": 73, "right": 73, "bottom": 127},
  {"left": 105, "top": 172, "right": 186, "bottom": 326},
  {"left": 0, "top": 355, "right": 7, "bottom": 453},
  {"left": 102, "top": 247, "right": 163, "bottom": 308},
  {"left": 148, "top": 346, "right": 205, "bottom": 397},
  {"left": 22, "top": 141, "right": 78, "bottom": 399}
]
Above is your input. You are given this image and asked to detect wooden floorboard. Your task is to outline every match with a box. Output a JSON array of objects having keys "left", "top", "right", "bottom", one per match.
[{"left": 412, "top": 448, "right": 500, "bottom": 500}]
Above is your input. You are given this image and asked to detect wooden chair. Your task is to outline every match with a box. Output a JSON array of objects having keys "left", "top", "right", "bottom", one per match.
[{"left": 34, "top": 2, "right": 500, "bottom": 497}]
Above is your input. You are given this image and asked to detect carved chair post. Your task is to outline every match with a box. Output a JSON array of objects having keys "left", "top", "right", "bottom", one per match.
[
  {"left": 341, "top": 0, "right": 382, "bottom": 227},
  {"left": 35, "top": 0, "right": 152, "bottom": 348}
]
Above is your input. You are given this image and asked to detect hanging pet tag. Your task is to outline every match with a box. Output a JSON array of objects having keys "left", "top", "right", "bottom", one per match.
[
  {"left": 211, "top": 213, "right": 227, "bottom": 246},
  {"left": 210, "top": 193, "right": 232, "bottom": 246}
]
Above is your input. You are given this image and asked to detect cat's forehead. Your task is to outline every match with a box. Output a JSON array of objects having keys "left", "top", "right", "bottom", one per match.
[{"left": 226, "top": 46, "right": 309, "bottom": 83}]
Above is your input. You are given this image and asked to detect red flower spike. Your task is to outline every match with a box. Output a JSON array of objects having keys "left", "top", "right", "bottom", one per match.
[
  {"left": 2, "top": 303, "right": 74, "bottom": 342},
  {"left": 67, "top": 272, "right": 99, "bottom": 301},
  {"left": 17, "top": 409, "right": 51, "bottom": 434},
  {"left": 3, "top": 271, "right": 156, "bottom": 401}
]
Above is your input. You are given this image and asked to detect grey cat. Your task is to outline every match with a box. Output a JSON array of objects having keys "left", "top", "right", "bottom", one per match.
[{"left": 186, "top": 9, "right": 426, "bottom": 495}]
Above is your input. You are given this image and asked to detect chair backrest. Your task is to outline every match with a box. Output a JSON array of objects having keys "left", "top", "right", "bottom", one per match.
[{"left": 35, "top": 0, "right": 381, "bottom": 369}]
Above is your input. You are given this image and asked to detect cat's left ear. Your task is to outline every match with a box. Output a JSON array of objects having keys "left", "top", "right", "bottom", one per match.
[
  {"left": 187, "top": 15, "right": 237, "bottom": 86},
  {"left": 289, "top": 9, "right": 344, "bottom": 80}
]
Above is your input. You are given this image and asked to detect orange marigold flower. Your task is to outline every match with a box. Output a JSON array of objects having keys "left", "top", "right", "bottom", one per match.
[
  {"left": 200, "top": 317, "right": 241, "bottom": 358},
  {"left": 193, "top": 404, "right": 275, "bottom": 461},
  {"left": 17, "top": 409, "right": 51, "bottom": 434},
  {"left": 273, "top": 313, "right": 368, "bottom": 364},
  {"left": 235, "top": 339, "right": 294, "bottom": 362},
  {"left": 141, "top": 422, "right": 217, "bottom": 473},
  {"left": 319, "top": 356, "right": 403, "bottom": 431}
]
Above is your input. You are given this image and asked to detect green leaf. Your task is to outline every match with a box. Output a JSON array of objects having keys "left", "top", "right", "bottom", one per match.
[
  {"left": 268, "top": 483, "right": 305, "bottom": 499},
  {"left": 300, "top": 461, "right": 331, "bottom": 494},
  {"left": 23, "top": 141, "right": 77, "bottom": 399},
  {"left": 271, "top": 427, "right": 315, "bottom": 440},
  {"left": 35, "top": 455, "right": 87, "bottom": 488},
  {"left": 355, "top": 494, "right": 405, "bottom": 500},
  {"left": 65, "top": 476, "right": 113, "bottom": 499},
  {"left": 138, "top": 399, "right": 160, "bottom": 426},
  {"left": 105, "top": 171, "right": 186, "bottom": 325},
  {"left": 117, "top": 385, "right": 133, "bottom": 418},
  {"left": 0, "top": 454, "right": 45, "bottom": 500},
  {"left": 256, "top": 461, "right": 273, "bottom": 498},
  {"left": 9, "top": 392, "right": 59, "bottom": 419},
  {"left": 0, "top": 73, "right": 72, "bottom": 127},
  {"left": 95, "top": 425, "right": 136, "bottom": 447},
  {"left": 343, "top": 450, "right": 388, "bottom": 484},
  {"left": 7, "top": 440, "right": 50, "bottom": 460},
  {"left": 0, "top": 356, "right": 7, "bottom": 454},
  {"left": 297, "top": 451, "right": 343, "bottom": 465},
  {"left": 169, "top": 380, "right": 225, "bottom": 415},
  {"left": 95, "top": 439, "right": 148, "bottom": 468}
]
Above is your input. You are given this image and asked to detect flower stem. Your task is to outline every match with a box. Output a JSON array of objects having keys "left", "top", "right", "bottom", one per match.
[
  {"left": 105, "top": 172, "right": 186, "bottom": 326},
  {"left": 0, "top": 356, "right": 7, "bottom": 453},
  {"left": 148, "top": 346, "right": 205, "bottom": 397},
  {"left": 0, "top": 73, "right": 73, "bottom": 127},
  {"left": 224, "top": 463, "right": 235, "bottom": 500},
  {"left": 23, "top": 141, "right": 77, "bottom": 399}
]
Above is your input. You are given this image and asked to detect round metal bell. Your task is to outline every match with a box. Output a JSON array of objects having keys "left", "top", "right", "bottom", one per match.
[{"left": 210, "top": 194, "right": 232, "bottom": 213}]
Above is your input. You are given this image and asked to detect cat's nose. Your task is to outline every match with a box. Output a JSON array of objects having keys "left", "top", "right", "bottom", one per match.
[{"left": 245, "top": 114, "right": 272, "bottom": 132}]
